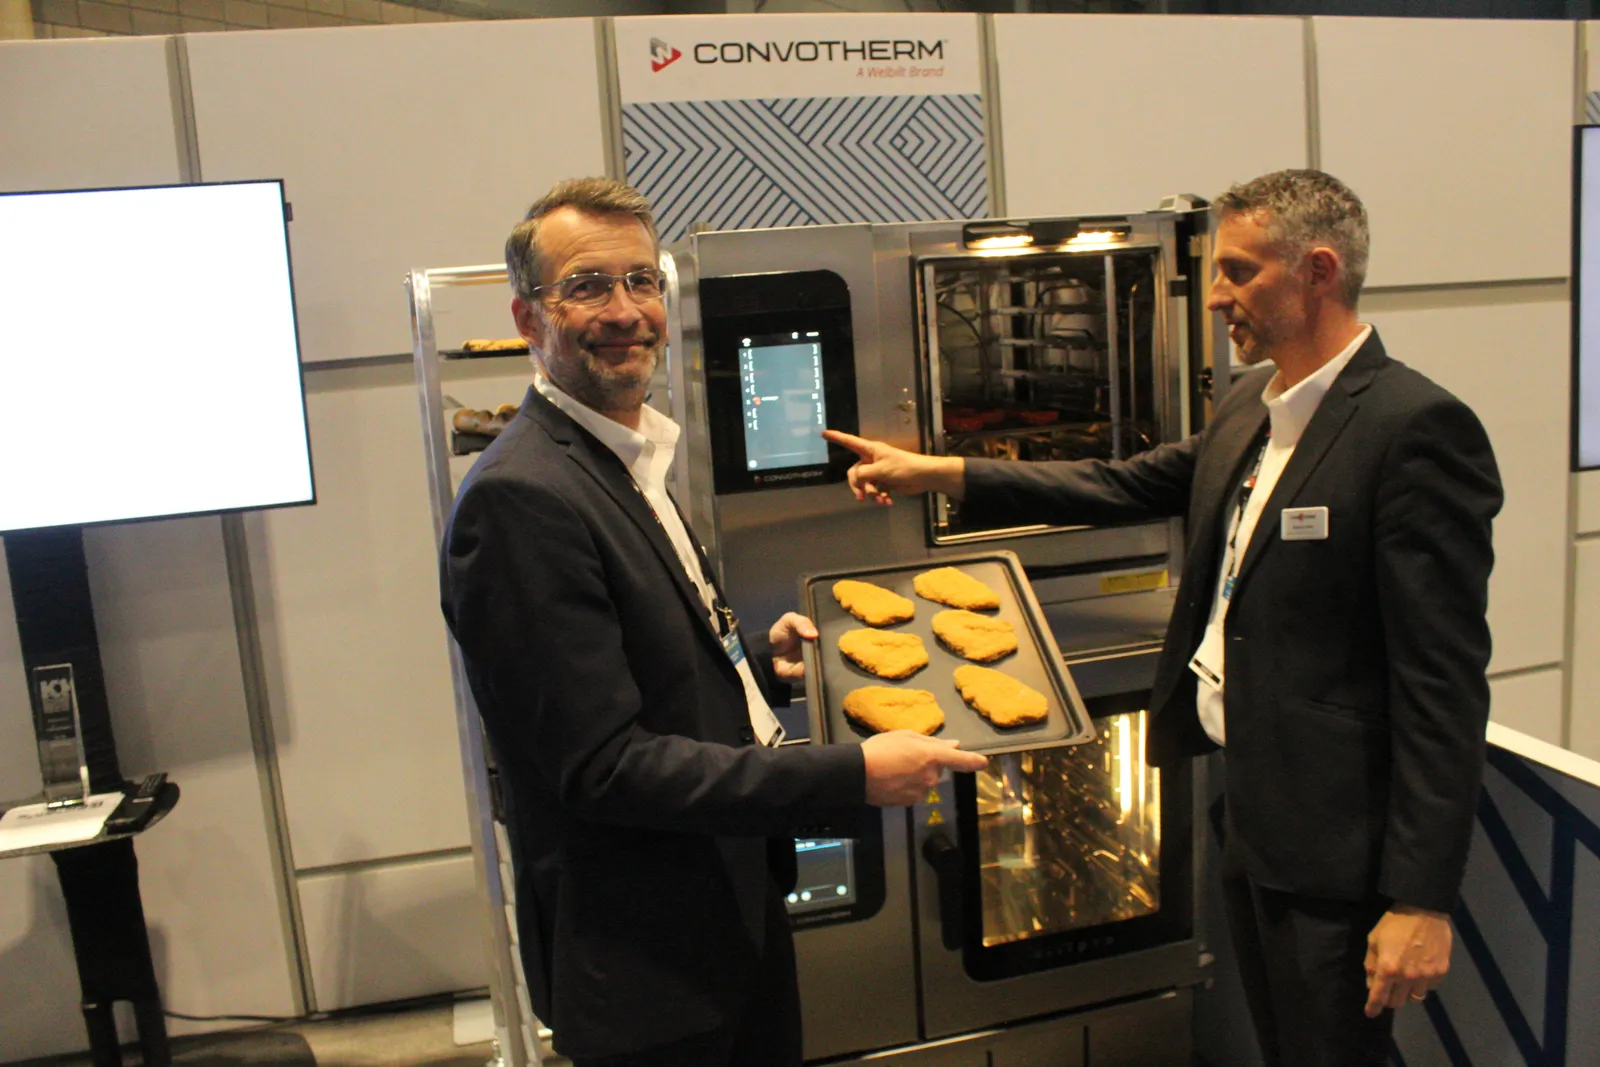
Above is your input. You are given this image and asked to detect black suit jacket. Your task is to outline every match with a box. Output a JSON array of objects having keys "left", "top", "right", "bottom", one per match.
[
  {"left": 440, "top": 387, "right": 865, "bottom": 1060},
  {"left": 965, "top": 331, "right": 1502, "bottom": 912}
]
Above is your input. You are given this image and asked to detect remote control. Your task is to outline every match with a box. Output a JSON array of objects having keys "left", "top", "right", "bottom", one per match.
[{"left": 105, "top": 773, "right": 166, "bottom": 834}]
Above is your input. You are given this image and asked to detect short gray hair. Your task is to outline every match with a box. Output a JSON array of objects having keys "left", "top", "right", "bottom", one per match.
[
  {"left": 505, "top": 177, "right": 658, "bottom": 302},
  {"left": 1214, "top": 169, "right": 1369, "bottom": 307}
]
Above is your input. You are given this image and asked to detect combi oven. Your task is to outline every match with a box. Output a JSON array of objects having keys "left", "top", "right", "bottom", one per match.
[{"left": 663, "top": 208, "right": 1224, "bottom": 1063}]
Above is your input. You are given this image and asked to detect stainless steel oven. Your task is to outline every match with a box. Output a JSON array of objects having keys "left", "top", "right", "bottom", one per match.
[{"left": 663, "top": 209, "right": 1221, "bottom": 1064}]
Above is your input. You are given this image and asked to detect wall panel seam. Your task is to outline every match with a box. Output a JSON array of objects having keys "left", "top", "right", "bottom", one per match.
[
  {"left": 597, "top": 17, "right": 624, "bottom": 182},
  {"left": 295, "top": 845, "right": 475, "bottom": 881},
  {"left": 980, "top": 12, "right": 1005, "bottom": 219},
  {"left": 1302, "top": 15, "right": 1319, "bottom": 171},
  {"left": 1488, "top": 661, "right": 1565, "bottom": 683},
  {"left": 221, "top": 514, "right": 316, "bottom": 1016}
]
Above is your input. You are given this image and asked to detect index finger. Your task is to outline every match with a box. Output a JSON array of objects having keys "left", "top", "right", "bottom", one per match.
[
  {"left": 1364, "top": 974, "right": 1390, "bottom": 1018},
  {"left": 822, "top": 429, "right": 874, "bottom": 458}
]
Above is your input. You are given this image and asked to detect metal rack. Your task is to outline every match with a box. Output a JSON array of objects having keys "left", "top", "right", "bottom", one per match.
[{"left": 406, "top": 263, "right": 539, "bottom": 1067}]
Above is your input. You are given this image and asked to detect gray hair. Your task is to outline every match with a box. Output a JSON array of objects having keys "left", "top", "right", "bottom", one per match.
[
  {"left": 505, "top": 177, "right": 658, "bottom": 302},
  {"left": 1213, "top": 169, "right": 1369, "bottom": 307}
]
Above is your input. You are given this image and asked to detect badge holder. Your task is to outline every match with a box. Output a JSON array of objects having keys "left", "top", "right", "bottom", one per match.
[{"left": 31, "top": 663, "right": 92, "bottom": 809}]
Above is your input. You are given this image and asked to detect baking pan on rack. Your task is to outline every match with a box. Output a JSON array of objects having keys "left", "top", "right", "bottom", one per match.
[{"left": 798, "top": 551, "right": 1095, "bottom": 757}]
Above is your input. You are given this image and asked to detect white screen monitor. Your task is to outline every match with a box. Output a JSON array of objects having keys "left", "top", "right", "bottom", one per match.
[
  {"left": 0, "top": 181, "right": 315, "bottom": 533},
  {"left": 1576, "top": 127, "right": 1600, "bottom": 470}
]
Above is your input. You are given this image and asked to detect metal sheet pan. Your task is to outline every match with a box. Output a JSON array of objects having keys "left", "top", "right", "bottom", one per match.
[{"left": 799, "top": 551, "right": 1095, "bottom": 756}]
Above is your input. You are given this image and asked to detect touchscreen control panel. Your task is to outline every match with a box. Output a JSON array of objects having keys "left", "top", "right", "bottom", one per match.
[{"left": 700, "top": 270, "right": 858, "bottom": 495}]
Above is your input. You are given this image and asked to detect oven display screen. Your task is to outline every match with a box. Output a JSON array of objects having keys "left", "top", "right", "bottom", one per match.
[
  {"left": 738, "top": 332, "right": 829, "bottom": 472},
  {"left": 787, "top": 837, "right": 855, "bottom": 914}
]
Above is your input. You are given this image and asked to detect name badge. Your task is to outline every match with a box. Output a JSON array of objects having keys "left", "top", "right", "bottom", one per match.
[
  {"left": 1281, "top": 506, "right": 1329, "bottom": 542},
  {"left": 722, "top": 629, "right": 786, "bottom": 747},
  {"left": 1188, "top": 621, "right": 1225, "bottom": 689}
]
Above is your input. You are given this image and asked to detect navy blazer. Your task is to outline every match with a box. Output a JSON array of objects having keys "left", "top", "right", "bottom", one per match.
[
  {"left": 441, "top": 386, "right": 865, "bottom": 1060},
  {"left": 965, "top": 331, "right": 1502, "bottom": 913}
]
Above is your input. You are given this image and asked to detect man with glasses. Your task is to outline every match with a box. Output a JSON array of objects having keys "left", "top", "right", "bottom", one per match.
[{"left": 440, "top": 177, "right": 985, "bottom": 1067}]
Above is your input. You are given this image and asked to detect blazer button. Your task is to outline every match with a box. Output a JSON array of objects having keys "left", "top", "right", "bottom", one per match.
[{"left": 739, "top": 727, "right": 755, "bottom": 743}]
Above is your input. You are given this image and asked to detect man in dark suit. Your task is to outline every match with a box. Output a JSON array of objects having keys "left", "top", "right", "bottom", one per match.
[
  {"left": 824, "top": 170, "right": 1502, "bottom": 1067},
  {"left": 440, "top": 177, "right": 986, "bottom": 1067}
]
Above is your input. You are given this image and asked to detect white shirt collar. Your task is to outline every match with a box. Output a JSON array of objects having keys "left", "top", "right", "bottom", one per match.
[
  {"left": 1260, "top": 324, "right": 1371, "bottom": 448},
  {"left": 534, "top": 372, "right": 680, "bottom": 489}
]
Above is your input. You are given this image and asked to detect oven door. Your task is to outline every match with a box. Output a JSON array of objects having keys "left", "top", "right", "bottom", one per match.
[
  {"left": 916, "top": 214, "right": 1192, "bottom": 549},
  {"left": 912, "top": 649, "right": 1205, "bottom": 1039}
]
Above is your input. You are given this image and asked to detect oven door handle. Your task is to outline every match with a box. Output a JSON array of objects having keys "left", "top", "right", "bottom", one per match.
[{"left": 921, "top": 829, "right": 965, "bottom": 951}]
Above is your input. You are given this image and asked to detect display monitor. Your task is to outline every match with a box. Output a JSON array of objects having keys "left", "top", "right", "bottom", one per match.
[
  {"left": 700, "top": 269, "right": 859, "bottom": 495},
  {"left": 0, "top": 181, "right": 314, "bottom": 533},
  {"left": 738, "top": 331, "right": 830, "bottom": 472},
  {"left": 1576, "top": 126, "right": 1600, "bottom": 470}
]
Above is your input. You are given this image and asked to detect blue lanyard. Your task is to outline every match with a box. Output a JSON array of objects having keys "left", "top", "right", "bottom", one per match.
[{"left": 1222, "top": 433, "right": 1270, "bottom": 602}]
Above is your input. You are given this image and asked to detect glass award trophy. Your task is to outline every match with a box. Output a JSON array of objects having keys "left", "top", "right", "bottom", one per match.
[{"left": 32, "top": 663, "right": 91, "bottom": 808}]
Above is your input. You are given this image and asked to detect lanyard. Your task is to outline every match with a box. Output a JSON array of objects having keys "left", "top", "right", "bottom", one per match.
[
  {"left": 1221, "top": 432, "right": 1270, "bottom": 602},
  {"left": 631, "top": 479, "right": 735, "bottom": 639}
]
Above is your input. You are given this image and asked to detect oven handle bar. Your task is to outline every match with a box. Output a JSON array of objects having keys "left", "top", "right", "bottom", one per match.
[{"left": 922, "top": 829, "right": 966, "bottom": 951}]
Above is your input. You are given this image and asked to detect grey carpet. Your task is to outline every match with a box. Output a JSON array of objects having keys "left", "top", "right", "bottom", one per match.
[{"left": 169, "top": 1032, "right": 316, "bottom": 1066}]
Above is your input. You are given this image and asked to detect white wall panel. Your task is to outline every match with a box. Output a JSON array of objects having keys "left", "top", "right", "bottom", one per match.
[
  {"left": 1572, "top": 539, "right": 1600, "bottom": 762},
  {"left": 1489, "top": 669, "right": 1564, "bottom": 748},
  {"left": 1578, "top": 470, "right": 1600, "bottom": 534},
  {"left": 0, "top": 37, "right": 180, "bottom": 194},
  {"left": 996, "top": 15, "right": 1305, "bottom": 218},
  {"left": 297, "top": 852, "right": 484, "bottom": 1011},
  {"left": 83, "top": 517, "right": 298, "bottom": 1031},
  {"left": 250, "top": 360, "right": 534, "bottom": 870},
  {"left": 185, "top": 20, "right": 607, "bottom": 365},
  {"left": 1316, "top": 18, "right": 1573, "bottom": 288},
  {"left": 1362, "top": 285, "right": 1568, "bottom": 675},
  {"left": 1587, "top": 21, "right": 1600, "bottom": 99}
]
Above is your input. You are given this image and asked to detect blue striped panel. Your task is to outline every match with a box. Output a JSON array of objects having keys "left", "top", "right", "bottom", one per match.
[{"left": 622, "top": 93, "right": 989, "bottom": 242}]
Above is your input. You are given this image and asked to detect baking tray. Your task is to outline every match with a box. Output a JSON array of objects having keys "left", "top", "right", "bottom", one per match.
[{"left": 798, "top": 551, "right": 1095, "bottom": 757}]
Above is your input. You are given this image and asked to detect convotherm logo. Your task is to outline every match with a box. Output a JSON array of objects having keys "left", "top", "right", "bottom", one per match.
[
  {"left": 649, "top": 36, "right": 945, "bottom": 71},
  {"left": 650, "top": 37, "right": 682, "bottom": 73}
]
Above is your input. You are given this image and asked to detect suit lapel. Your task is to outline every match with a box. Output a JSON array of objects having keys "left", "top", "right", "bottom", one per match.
[
  {"left": 523, "top": 390, "right": 723, "bottom": 649},
  {"left": 1232, "top": 335, "right": 1386, "bottom": 592}
]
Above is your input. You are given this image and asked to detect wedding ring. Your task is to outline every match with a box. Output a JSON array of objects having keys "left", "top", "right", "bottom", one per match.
[{"left": 1408, "top": 992, "right": 1426, "bottom": 1002}]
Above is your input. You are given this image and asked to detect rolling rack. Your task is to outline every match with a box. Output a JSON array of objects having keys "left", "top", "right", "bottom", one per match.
[{"left": 406, "top": 263, "right": 538, "bottom": 1067}]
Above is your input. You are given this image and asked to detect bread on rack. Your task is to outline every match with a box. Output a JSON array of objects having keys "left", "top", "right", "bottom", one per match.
[{"left": 461, "top": 338, "right": 529, "bottom": 353}]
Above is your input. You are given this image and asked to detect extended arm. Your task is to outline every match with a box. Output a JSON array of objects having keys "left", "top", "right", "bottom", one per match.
[{"left": 823, "top": 429, "right": 1198, "bottom": 526}]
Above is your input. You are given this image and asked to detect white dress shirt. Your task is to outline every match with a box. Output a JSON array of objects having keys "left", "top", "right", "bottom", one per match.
[
  {"left": 533, "top": 374, "right": 784, "bottom": 745},
  {"left": 534, "top": 374, "right": 716, "bottom": 624},
  {"left": 1194, "top": 325, "right": 1371, "bottom": 745}
]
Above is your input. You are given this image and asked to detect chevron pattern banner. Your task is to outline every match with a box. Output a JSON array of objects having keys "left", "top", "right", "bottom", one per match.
[{"left": 622, "top": 93, "right": 988, "bottom": 243}]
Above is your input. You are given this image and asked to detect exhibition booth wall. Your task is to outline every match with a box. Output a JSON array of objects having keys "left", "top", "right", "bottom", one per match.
[{"left": 0, "top": 11, "right": 1594, "bottom": 1060}]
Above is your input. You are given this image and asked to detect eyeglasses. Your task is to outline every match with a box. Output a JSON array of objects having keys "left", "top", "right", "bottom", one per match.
[{"left": 532, "top": 268, "right": 667, "bottom": 308}]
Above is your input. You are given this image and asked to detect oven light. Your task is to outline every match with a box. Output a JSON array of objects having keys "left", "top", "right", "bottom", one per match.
[
  {"left": 1117, "top": 715, "right": 1133, "bottom": 823},
  {"left": 968, "top": 234, "right": 1034, "bottom": 250},
  {"left": 962, "top": 220, "right": 1034, "bottom": 249},
  {"left": 1066, "top": 229, "right": 1131, "bottom": 247}
]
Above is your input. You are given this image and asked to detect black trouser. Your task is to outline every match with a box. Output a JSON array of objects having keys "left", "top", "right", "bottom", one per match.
[
  {"left": 1220, "top": 843, "right": 1395, "bottom": 1067},
  {"left": 572, "top": 882, "right": 802, "bottom": 1067}
]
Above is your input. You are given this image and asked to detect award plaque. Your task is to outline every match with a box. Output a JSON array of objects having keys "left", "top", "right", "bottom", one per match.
[{"left": 31, "top": 663, "right": 91, "bottom": 807}]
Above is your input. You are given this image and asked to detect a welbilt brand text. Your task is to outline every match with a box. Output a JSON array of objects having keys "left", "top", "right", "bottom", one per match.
[{"left": 692, "top": 39, "right": 945, "bottom": 64}]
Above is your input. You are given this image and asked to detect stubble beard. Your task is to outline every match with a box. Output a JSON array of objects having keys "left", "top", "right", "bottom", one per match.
[{"left": 547, "top": 338, "right": 661, "bottom": 413}]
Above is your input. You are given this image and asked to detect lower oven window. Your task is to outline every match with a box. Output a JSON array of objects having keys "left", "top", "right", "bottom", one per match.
[
  {"left": 977, "top": 708, "right": 1160, "bottom": 947},
  {"left": 954, "top": 690, "right": 1190, "bottom": 979}
]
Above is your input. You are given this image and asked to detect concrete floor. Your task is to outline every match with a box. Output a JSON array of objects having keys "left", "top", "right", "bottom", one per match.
[{"left": 3, "top": 999, "right": 531, "bottom": 1067}]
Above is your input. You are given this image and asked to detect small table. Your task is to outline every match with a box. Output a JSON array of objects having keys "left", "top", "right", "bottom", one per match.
[{"left": 0, "top": 781, "right": 180, "bottom": 1067}]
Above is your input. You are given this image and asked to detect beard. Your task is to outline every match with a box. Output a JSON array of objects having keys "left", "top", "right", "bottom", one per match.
[
  {"left": 544, "top": 333, "right": 661, "bottom": 413},
  {"left": 1229, "top": 317, "right": 1280, "bottom": 366}
]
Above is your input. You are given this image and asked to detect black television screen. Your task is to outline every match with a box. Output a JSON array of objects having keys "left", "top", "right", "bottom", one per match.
[{"left": 0, "top": 180, "right": 314, "bottom": 533}]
